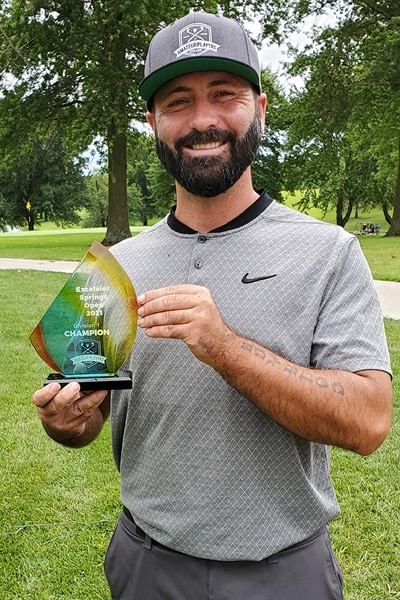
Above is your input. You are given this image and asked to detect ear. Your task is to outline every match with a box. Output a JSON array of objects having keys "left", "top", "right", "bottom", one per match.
[
  {"left": 258, "top": 93, "right": 267, "bottom": 133},
  {"left": 146, "top": 111, "right": 155, "bottom": 132}
]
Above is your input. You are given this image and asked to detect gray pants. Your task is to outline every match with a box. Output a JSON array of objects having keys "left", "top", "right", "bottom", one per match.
[{"left": 104, "top": 513, "right": 343, "bottom": 600}]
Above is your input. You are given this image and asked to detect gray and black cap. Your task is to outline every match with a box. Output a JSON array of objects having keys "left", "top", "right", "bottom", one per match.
[{"left": 139, "top": 11, "right": 261, "bottom": 107}]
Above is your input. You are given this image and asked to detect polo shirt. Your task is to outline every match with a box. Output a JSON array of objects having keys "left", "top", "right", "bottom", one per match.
[{"left": 109, "top": 193, "right": 391, "bottom": 560}]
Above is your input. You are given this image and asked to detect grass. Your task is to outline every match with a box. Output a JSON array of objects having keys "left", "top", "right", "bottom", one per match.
[
  {"left": 0, "top": 201, "right": 398, "bottom": 596},
  {"left": 0, "top": 269, "right": 399, "bottom": 598},
  {"left": 0, "top": 227, "right": 145, "bottom": 261},
  {"left": 356, "top": 236, "right": 400, "bottom": 282},
  {"left": 331, "top": 318, "right": 400, "bottom": 599},
  {"left": 1, "top": 203, "right": 400, "bottom": 281},
  {"left": 0, "top": 271, "right": 118, "bottom": 599}
]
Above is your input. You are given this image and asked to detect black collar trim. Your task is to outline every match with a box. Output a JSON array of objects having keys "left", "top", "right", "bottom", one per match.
[{"left": 167, "top": 190, "right": 273, "bottom": 234}]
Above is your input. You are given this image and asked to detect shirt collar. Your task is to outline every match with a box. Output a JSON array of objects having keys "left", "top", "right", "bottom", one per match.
[{"left": 167, "top": 190, "right": 273, "bottom": 234}]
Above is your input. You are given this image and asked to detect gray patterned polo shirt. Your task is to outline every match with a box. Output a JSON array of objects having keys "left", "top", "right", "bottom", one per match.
[{"left": 109, "top": 195, "right": 391, "bottom": 560}]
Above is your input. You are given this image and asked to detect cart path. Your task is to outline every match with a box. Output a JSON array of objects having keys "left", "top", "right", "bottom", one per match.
[
  {"left": 0, "top": 257, "right": 399, "bottom": 320},
  {"left": 0, "top": 257, "right": 79, "bottom": 273},
  {"left": 373, "top": 280, "right": 400, "bottom": 320}
]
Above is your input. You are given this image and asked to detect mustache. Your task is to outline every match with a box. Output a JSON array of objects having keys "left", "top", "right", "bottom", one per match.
[{"left": 175, "top": 128, "right": 236, "bottom": 151}]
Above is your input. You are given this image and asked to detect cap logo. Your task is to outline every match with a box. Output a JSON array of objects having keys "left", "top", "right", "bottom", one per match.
[{"left": 174, "top": 22, "right": 220, "bottom": 58}]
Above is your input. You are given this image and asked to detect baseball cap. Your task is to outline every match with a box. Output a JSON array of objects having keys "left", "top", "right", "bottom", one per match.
[{"left": 139, "top": 11, "right": 261, "bottom": 105}]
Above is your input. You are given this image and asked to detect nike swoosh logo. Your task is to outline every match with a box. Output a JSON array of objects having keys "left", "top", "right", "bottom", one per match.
[{"left": 241, "top": 273, "right": 277, "bottom": 284}]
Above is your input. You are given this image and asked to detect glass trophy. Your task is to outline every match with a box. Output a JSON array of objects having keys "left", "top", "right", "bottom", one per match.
[{"left": 30, "top": 241, "right": 137, "bottom": 390}]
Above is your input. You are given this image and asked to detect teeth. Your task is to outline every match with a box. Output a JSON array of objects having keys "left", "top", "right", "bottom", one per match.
[{"left": 191, "top": 142, "right": 222, "bottom": 150}]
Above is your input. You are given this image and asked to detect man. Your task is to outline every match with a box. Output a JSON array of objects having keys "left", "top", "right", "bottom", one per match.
[{"left": 32, "top": 11, "right": 392, "bottom": 600}]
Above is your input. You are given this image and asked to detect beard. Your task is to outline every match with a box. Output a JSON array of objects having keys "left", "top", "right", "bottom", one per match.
[{"left": 154, "top": 113, "right": 262, "bottom": 197}]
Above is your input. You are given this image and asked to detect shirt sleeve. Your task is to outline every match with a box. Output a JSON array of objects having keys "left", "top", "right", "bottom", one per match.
[{"left": 310, "top": 236, "right": 392, "bottom": 375}]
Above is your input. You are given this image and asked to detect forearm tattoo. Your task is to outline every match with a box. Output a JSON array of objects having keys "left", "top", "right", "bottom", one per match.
[{"left": 241, "top": 341, "right": 345, "bottom": 396}]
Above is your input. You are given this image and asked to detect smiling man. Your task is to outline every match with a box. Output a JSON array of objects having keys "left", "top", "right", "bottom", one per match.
[
  {"left": 32, "top": 11, "right": 392, "bottom": 600},
  {"left": 149, "top": 71, "right": 264, "bottom": 199}
]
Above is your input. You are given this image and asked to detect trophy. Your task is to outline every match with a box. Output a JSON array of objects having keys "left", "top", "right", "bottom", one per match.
[{"left": 30, "top": 241, "right": 138, "bottom": 390}]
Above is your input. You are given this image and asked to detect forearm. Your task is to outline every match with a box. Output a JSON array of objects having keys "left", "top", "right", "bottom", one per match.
[
  {"left": 210, "top": 328, "right": 392, "bottom": 455},
  {"left": 136, "top": 284, "right": 392, "bottom": 454}
]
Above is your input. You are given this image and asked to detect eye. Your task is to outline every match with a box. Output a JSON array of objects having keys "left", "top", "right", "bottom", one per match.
[
  {"left": 166, "top": 97, "right": 190, "bottom": 109},
  {"left": 215, "top": 90, "right": 235, "bottom": 98}
]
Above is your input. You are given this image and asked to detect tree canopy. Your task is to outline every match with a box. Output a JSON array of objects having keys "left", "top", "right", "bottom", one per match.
[
  {"left": 0, "top": 0, "right": 259, "bottom": 243},
  {"left": 252, "top": 69, "right": 287, "bottom": 201},
  {"left": 1, "top": 1, "right": 399, "bottom": 235},
  {"left": 262, "top": 0, "right": 400, "bottom": 233},
  {"left": 0, "top": 133, "right": 87, "bottom": 231}
]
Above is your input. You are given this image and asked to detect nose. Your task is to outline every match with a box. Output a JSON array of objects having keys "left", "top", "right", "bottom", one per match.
[{"left": 187, "top": 99, "right": 219, "bottom": 131}]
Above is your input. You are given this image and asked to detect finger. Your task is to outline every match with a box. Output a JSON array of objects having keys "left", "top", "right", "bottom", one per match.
[
  {"left": 137, "top": 285, "right": 206, "bottom": 306},
  {"left": 138, "top": 306, "right": 192, "bottom": 329},
  {"left": 32, "top": 382, "right": 64, "bottom": 408},
  {"left": 138, "top": 291, "right": 204, "bottom": 320},
  {"left": 33, "top": 382, "right": 81, "bottom": 416},
  {"left": 137, "top": 285, "right": 186, "bottom": 304},
  {"left": 65, "top": 389, "right": 109, "bottom": 418},
  {"left": 142, "top": 322, "right": 191, "bottom": 340}
]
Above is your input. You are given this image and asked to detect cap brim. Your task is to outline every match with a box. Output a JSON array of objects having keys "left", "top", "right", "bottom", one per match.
[{"left": 139, "top": 56, "right": 260, "bottom": 103}]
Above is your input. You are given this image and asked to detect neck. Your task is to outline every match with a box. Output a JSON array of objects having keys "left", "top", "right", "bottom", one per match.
[{"left": 174, "top": 170, "right": 259, "bottom": 232}]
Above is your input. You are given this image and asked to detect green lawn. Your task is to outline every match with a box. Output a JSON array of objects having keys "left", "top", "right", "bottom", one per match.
[
  {"left": 0, "top": 227, "right": 144, "bottom": 261},
  {"left": 0, "top": 270, "right": 399, "bottom": 598},
  {"left": 331, "top": 320, "right": 400, "bottom": 599},
  {"left": 1, "top": 204, "right": 399, "bottom": 281},
  {"left": 0, "top": 271, "right": 118, "bottom": 599},
  {"left": 357, "top": 236, "right": 400, "bottom": 281}
]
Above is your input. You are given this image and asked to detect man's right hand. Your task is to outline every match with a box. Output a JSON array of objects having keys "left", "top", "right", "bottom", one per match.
[{"left": 32, "top": 382, "right": 110, "bottom": 448}]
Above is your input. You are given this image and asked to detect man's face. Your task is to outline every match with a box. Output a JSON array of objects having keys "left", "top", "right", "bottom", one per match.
[{"left": 147, "top": 71, "right": 266, "bottom": 197}]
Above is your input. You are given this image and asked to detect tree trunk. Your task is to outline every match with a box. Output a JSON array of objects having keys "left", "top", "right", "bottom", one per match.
[
  {"left": 336, "top": 196, "right": 353, "bottom": 227},
  {"left": 102, "top": 122, "right": 131, "bottom": 246},
  {"left": 102, "top": 19, "right": 131, "bottom": 247},
  {"left": 386, "top": 141, "right": 400, "bottom": 236},
  {"left": 383, "top": 204, "right": 392, "bottom": 225},
  {"left": 342, "top": 200, "right": 353, "bottom": 227},
  {"left": 27, "top": 211, "right": 34, "bottom": 230},
  {"left": 336, "top": 197, "right": 344, "bottom": 226}
]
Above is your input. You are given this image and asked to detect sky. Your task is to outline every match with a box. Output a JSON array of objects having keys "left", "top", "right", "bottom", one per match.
[{"left": 256, "top": 11, "right": 338, "bottom": 90}]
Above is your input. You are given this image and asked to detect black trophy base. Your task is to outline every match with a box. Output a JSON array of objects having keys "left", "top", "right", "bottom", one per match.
[{"left": 44, "top": 372, "right": 133, "bottom": 391}]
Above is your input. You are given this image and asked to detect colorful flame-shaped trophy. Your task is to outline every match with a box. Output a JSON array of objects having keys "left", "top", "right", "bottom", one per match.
[{"left": 30, "top": 241, "right": 137, "bottom": 390}]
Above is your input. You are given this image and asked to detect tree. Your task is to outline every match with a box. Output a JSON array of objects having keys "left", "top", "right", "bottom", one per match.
[
  {"left": 349, "top": 10, "right": 400, "bottom": 235},
  {"left": 261, "top": 0, "right": 400, "bottom": 234},
  {"left": 282, "top": 31, "right": 385, "bottom": 226},
  {"left": 146, "top": 157, "right": 176, "bottom": 218},
  {"left": 252, "top": 69, "right": 288, "bottom": 201},
  {"left": 127, "top": 130, "right": 157, "bottom": 226},
  {"left": 0, "top": 133, "right": 87, "bottom": 231},
  {"left": 83, "top": 172, "right": 108, "bottom": 228},
  {"left": 0, "top": 0, "right": 257, "bottom": 244},
  {"left": 281, "top": 28, "right": 359, "bottom": 225}
]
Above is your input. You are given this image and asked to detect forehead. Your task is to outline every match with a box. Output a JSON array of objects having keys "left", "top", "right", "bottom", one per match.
[{"left": 154, "top": 70, "right": 252, "bottom": 101}]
